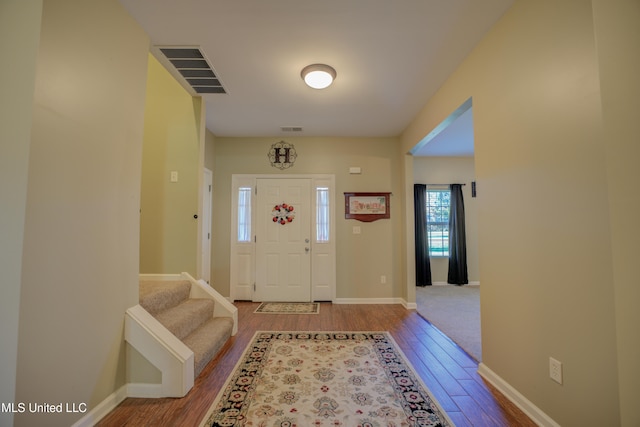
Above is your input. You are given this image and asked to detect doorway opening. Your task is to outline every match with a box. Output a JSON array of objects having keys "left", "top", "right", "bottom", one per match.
[{"left": 411, "top": 98, "right": 482, "bottom": 361}]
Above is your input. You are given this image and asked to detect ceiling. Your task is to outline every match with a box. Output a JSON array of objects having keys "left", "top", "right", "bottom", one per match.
[{"left": 118, "top": 0, "right": 512, "bottom": 155}]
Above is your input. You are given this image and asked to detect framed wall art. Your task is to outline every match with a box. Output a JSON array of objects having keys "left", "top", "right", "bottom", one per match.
[{"left": 344, "top": 192, "right": 390, "bottom": 222}]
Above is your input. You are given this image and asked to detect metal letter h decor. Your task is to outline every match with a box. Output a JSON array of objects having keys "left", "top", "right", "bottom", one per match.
[{"left": 268, "top": 141, "right": 297, "bottom": 170}]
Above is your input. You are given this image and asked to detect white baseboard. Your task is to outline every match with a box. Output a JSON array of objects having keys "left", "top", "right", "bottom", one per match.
[
  {"left": 333, "top": 297, "right": 407, "bottom": 305},
  {"left": 70, "top": 385, "right": 128, "bottom": 427},
  {"left": 126, "top": 383, "right": 164, "bottom": 398},
  {"left": 403, "top": 301, "right": 417, "bottom": 310},
  {"left": 477, "top": 363, "right": 560, "bottom": 427},
  {"left": 332, "top": 298, "right": 417, "bottom": 310},
  {"left": 70, "top": 381, "right": 177, "bottom": 426},
  {"left": 432, "top": 281, "right": 480, "bottom": 286}
]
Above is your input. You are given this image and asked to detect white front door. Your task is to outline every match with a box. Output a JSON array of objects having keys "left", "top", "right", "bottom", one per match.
[{"left": 254, "top": 178, "right": 311, "bottom": 302}]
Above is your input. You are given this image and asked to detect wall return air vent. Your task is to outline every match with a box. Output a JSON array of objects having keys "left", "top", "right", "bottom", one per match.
[{"left": 156, "top": 47, "right": 227, "bottom": 94}]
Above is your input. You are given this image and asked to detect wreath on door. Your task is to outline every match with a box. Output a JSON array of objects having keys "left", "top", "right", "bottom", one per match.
[{"left": 272, "top": 203, "right": 295, "bottom": 225}]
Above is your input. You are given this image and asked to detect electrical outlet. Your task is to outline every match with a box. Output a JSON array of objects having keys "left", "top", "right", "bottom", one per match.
[
  {"left": 549, "top": 357, "right": 563, "bottom": 384},
  {"left": 380, "top": 275, "right": 387, "bottom": 284}
]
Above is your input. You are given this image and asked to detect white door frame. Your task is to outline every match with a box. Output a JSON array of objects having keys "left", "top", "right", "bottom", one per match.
[
  {"left": 230, "top": 174, "right": 336, "bottom": 302},
  {"left": 200, "top": 168, "right": 212, "bottom": 284}
]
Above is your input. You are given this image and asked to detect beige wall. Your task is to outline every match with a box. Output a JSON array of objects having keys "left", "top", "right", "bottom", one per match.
[
  {"left": 592, "top": 1, "right": 640, "bottom": 425},
  {"left": 413, "top": 157, "right": 478, "bottom": 283},
  {"left": 13, "top": 1, "right": 149, "bottom": 426},
  {"left": 402, "top": 1, "right": 623, "bottom": 425},
  {"left": 0, "top": 2, "right": 42, "bottom": 426},
  {"left": 212, "top": 137, "right": 404, "bottom": 300},
  {"left": 139, "top": 55, "right": 201, "bottom": 276}
]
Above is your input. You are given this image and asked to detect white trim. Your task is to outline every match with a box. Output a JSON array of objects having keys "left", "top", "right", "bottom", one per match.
[
  {"left": 195, "top": 101, "right": 206, "bottom": 286},
  {"left": 70, "top": 385, "right": 128, "bottom": 427},
  {"left": 200, "top": 168, "right": 213, "bottom": 283},
  {"left": 138, "top": 273, "right": 237, "bottom": 334},
  {"left": 333, "top": 297, "right": 408, "bottom": 305},
  {"left": 403, "top": 300, "right": 418, "bottom": 310},
  {"left": 125, "top": 305, "right": 195, "bottom": 397},
  {"left": 230, "top": 174, "right": 336, "bottom": 303},
  {"left": 126, "top": 273, "right": 237, "bottom": 399},
  {"left": 477, "top": 363, "right": 561, "bottom": 427},
  {"left": 432, "top": 281, "right": 480, "bottom": 286},
  {"left": 193, "top": 278, "right": 238, "bottom": 335},
  {"left": 125, "top": 383, "right": 163, "bottom": 398},
  {"left": 230, "top": 176, "right": 256, "bottom": 302}
]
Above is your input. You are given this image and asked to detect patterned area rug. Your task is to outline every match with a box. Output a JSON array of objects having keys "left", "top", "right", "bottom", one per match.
[
  {"left": 200, "top": 331, "right": 453, "bottom": 427},
  {"left": 254, "top": 302, "right": 320, "bottom": 314}
]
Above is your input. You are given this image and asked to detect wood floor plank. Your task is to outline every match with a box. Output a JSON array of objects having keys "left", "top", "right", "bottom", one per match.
[
  {"left": 410, "top": 344, "right": 469, "bottom": 396},
  {"left": 413, "top": 335, "right": 474, "bottom": 381},
  {"left": 96, "top": 302, "right": 534, "bottom": 426},
  {"left": 452, "top": 395, "right": 500, "bottom": 427},
  {"left": 400, "top": 348, "right": 461, "bottom": 413}
]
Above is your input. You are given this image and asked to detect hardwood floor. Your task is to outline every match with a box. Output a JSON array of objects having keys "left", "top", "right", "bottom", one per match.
[{"left": 97, "top": 302, "right": 536, "bottom": 426}]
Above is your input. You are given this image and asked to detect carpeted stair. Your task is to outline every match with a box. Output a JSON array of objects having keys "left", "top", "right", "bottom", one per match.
[{"left": 139, "top": 279, "right": 234, "bottom": 376}]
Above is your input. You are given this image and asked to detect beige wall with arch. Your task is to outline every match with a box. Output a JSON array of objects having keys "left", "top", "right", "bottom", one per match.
[{"left": 402, "top": 1, "right": 637, "bottom": 425}]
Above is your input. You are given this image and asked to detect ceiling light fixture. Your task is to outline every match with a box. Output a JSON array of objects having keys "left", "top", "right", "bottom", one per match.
[{"left": 301, "top": 64, "right": 336, "bottom": 89}]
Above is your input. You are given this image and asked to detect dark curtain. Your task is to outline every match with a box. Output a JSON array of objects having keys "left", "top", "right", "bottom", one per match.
[
  {"left": 448, "top": 184, "right": 468, "bottom": 285},
  {"left": 414, "top": 184, "right": 432, "bottom": 286}
]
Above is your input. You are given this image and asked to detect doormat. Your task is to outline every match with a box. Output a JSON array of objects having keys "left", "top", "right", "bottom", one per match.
[
  {"left": 199, "top": 331, "right": 452, "bottom": 427},
  {"left": 254, "top": 302, "right": 320, "bottom": 314}
]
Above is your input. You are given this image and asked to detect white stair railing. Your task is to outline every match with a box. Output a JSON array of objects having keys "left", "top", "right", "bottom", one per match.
[
  {"left": 125, "top": 305, "right": 195, "bottom": 397},
  {"left": 125, "top": 272, "right": 237, "bottom": 398}
]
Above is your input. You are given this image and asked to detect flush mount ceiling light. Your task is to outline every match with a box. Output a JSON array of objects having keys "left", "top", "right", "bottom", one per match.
[{"left": 301, "top": 64, "right": 336, "bottom": 89}]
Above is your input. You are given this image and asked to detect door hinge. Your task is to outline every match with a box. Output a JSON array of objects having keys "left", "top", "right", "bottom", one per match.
[{"left": 253, "top": 283, "right": 256, "bottom": 292}]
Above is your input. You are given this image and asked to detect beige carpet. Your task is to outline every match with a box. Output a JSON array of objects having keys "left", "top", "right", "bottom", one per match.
[
  {"left": 416, "top": 285, "right": 481, "bottom": 361},
  {"left": 200, "top": 331, "right": 453, "bottom": 427}
]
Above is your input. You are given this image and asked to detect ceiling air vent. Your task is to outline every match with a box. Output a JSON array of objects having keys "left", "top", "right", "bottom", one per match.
[
  {"left": 157, "top": 47, "right": 227, "bottom": 94},
  {"left": 281, "top": 127, "right": 304, "bottom": 132}
]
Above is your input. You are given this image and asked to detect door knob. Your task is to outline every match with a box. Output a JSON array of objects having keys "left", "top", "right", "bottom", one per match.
[
  {"left": 305, "top": 247, "right": 310, "bottom": 252},
  {"left": 305, "top": 238, "right": 310, "bottom": 243}
]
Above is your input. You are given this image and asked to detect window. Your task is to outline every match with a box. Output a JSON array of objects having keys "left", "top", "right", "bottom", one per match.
[
  {"left": 237, "top": 187, "right": 252, "bottom": 242},
  {"left": 316, "top": 187, "right": 330, "bottom": 242},
  {"left": 426, "top": 189, "right": 450, "bottom": 256}
]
